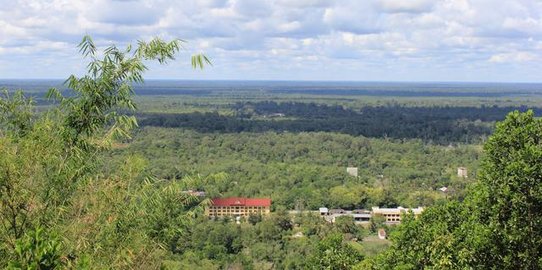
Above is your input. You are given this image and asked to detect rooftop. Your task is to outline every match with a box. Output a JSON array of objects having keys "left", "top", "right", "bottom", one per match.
[
  {"left": 372, "top": 206, "right": 424, "bottom": 215},
  {"left": 211, "top": 197, "right": 271, "bottom": 207}
]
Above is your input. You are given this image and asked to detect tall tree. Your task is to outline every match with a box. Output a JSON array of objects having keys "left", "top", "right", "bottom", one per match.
[
  {"left": 0, "top": 35, "right": 209, "bottom": 268},
  {"left": 472, "top": 110, "right": 542, "bottom": 269},
  {"left": 369, "top": 110, "right": 542, "bottom": 269},
  {"left": 308, "top": 233, "right": 363, "bottom": 270}
]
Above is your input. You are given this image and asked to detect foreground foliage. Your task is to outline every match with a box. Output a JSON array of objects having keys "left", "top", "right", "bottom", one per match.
[
  {"left": 0, "top": 35, "right": 209, "bottom": 268},
  {"left": 367, "top": 110, "right": 542, "bottom": 269}
]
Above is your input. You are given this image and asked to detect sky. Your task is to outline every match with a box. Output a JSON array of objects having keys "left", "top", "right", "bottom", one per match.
[{"left": 1, "top": 0, "right": 542, "bottom": 82}]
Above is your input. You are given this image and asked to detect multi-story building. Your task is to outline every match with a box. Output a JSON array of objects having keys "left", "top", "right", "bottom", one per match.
[
  {"left": 371, "top": 206, "right": 424, "bottom": 224},
  {"left": 206, "top": 197, "right": 271, "bottom": 218}
]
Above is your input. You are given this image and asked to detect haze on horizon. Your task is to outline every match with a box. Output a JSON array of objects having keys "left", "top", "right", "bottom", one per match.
[{"left": 1, "top": 0, "right": 542, "bottom": 83}]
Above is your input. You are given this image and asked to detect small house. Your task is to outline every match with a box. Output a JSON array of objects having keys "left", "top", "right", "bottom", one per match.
[
  {"left": 457, "top": 167, "right": 468, "bottom": 178},
  {"left": 319, "top": 207, "right": 329, "bottom": 216},
  {"left": 346, "top": 167, "right": 359, "bottom": 177}
]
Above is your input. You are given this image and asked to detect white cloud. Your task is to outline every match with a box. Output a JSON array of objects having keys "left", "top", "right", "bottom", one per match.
[
  {"left": 489, "top": 52, "right": 538, "bottom": 63},
  {"left": 502, "top": 17, "right": 542, "bottom": 36},
  {"left": 378, "top": 0, "right": 434, "bottom": 13},
  {"left": 323, "top": 2, "right": 382, "bottom": 34},
  {"left": 0, "top": 0, "right": 541, "bottom": 81}
]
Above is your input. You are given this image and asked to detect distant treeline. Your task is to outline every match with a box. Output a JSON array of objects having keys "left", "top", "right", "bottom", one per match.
[
  {"left": 137, "top": 102, "right": 542, "bottom": 143},
  {"left": 269, "top": 89, "right": 540, "bottom": 97}
]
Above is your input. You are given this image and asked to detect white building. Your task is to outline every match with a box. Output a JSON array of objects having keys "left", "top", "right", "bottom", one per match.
[
  {"left": 457, "top": 167, "right": 468, "bottom": 178},
  {"left": 371, "top": 206, "right": 424, "bottom": 224},
  {"left": 315, "top": 206, "right": 424, "bottom": 225},
  {"left": 346, "top": 167, "right": 358, "bottom": 177},
  {"left": 319, "top": 207, "right": 329, "bottom": 216}
]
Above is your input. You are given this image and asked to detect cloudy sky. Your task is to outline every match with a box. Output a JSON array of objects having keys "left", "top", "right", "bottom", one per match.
[{"left": 1, "top": 0, "right": 542, "bottom": 82}]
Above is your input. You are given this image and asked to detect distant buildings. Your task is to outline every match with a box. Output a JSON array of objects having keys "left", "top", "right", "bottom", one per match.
[
  {"left": 457, "top": 167, "right": 468, "bottom": 178},
  {"left": 351, "top": 210, "right": 372, "bottom": 223},
  {"left": 264, "top": 113, "right": 285, "bottom": 118},
  {"left": 206, "top": 196, "right": 423, "bottom": 226},
  {"left": 318, "top": 206, "right": 424, "bottom": 224},
  {"left": 319, "top": 207, "right": 329, "bottom": 215},
  {"left": 206, "top": 197, "right": 271, "bottom": 218},
  {"left": 346, "top": 167, "right": 359, "bottom": 177},
  {"left": 371, "top": 206, "right": 424, "bottom": 224}
]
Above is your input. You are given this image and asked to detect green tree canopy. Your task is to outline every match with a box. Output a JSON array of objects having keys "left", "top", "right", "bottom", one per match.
[
  {"left": 369, "top": 110, "right": 542, "bottom": 269},
  {"left": 0, "top": 35, "right": 209, "bottom": 268},
  {"left": 472, "top": 110, "right": 542, "bottom": 269}
]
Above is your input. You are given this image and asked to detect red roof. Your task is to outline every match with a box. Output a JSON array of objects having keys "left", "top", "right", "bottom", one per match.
[{"left": 211, "top": 197, "right": 271, "bottom": 207}]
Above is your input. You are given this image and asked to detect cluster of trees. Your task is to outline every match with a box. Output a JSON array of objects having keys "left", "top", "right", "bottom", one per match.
[
  {"left": 364, "top": 111, "right": 542, "bottom": 269},
  {"left": 138, "top": 101, "right": 541, "bottom": 144},
  {"left": 268, "top": 86, "right": 542, "bottom": 97},
  {"left": 113, "top": 128, "right": 479, "bottom": 210},
  {"left": 162, "top": 212, "right": 361, "bottom": 269},
  {"left": 0, "top": 36, "right": 212, "bottom": 268},
  {"left": 160, "top": 210, "right": 384, "bottom": 269}
]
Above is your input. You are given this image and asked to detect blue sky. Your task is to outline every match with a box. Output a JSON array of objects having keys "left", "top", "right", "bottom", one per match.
[{"left": 1, "top": 0, "right": 542, "bottom": 82}]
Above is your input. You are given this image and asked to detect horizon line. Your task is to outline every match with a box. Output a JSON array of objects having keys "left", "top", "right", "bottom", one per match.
[{"left": 1, "top": 78, "right": 542, "bottom": 85}]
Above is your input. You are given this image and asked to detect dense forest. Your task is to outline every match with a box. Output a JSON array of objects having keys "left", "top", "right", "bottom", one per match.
[
  {"left": 111, "top": 128, "right": 478, "bottom": 210},
  {"left": 138, "top": 101, "right": 542, "bottom": 144}
]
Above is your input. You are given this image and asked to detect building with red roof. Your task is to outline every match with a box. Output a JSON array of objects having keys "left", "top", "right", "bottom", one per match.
[{"left": 207, "top": 197, "right": 271, "bottom": 217}]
